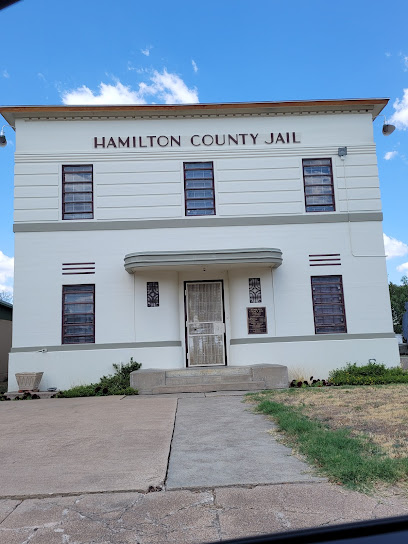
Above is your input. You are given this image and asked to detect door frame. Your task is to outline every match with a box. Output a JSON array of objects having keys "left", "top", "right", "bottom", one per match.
[{"left": 184, "top": 279, "right": 227, "bottom": 368}]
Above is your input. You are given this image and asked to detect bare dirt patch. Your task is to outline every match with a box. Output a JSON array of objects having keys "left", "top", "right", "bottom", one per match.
[{"left": 250, "top": 385, "right": 408, "bottom": 458}]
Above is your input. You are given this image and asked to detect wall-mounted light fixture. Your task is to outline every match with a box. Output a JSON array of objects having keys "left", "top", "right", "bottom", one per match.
[
  {"left": 377, "top": 115, "right": 396, "bottom": 136},
  {"left": 0, "top": 126, "right": 7, "bottom": 147},
  {"left": 0, "top": 124, "right": 15, "bottom": 147}
]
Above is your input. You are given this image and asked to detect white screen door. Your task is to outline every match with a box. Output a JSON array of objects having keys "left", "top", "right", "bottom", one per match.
[{"left": 185, "top": 281, "right": 226, "bottom": 366}]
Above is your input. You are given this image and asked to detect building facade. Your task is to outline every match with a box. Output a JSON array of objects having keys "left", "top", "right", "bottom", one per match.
[{"left": 1, "top": 99, "right": 399, "bottom": 391}]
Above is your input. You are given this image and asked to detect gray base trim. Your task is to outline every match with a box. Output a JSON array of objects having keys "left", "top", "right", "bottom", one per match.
[
  {"left": 230, "top": 332, "right": 396, "bottom": 345},
  {"left": 10, "top": 340, "right": 182, "bottom": 353},
  {"left": 13, "top": 212, "right": 383, "bottom": 233}
]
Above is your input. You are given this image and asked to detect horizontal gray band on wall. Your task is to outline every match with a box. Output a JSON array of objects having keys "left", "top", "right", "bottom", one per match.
[
  {"left": 10, "top": 340, "right": 182, "bottom": 353},
  {"left": 13, "top": 212, "right": 383, "bottom": 233},
  {"left": 230, "top": 332, "right": 396, "bottom": 345}
]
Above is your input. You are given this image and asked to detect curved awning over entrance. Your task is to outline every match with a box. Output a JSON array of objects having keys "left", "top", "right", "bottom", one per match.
[{"left": 124, "top": 248, "right": 283, "bottom": 274}]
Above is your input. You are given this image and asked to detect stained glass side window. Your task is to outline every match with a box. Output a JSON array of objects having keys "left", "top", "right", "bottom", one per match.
[
  {"left": 249, "top": 278, "right": 262, "bottom": 303},
  {"left": 147, "top": 282, "right": 159, "bottom": 307}
]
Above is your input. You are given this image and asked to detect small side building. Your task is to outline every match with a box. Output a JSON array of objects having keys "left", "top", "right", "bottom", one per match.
[{"left": 0, "top": 301, "right": 12, "bottom": 383}]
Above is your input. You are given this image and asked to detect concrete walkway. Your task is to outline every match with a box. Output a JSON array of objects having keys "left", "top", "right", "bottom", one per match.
[
  {"left": 166, "top": 394, "right": 324, "bottom": 489},
  {"left": 0, "top": 396, "right": 177, "bottom": 497}
]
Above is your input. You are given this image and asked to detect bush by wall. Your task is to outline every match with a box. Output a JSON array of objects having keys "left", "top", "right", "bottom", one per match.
[
  {"left": 328, "top": 362, "right": 408, "bottom": 386},
  {"left": 57, "top": 358, "right": 141, "bottom": 397}
]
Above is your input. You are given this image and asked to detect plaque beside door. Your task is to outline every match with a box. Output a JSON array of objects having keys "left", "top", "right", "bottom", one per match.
[{"left": 247, "top": 307, "right": 267, "bottom": 334}]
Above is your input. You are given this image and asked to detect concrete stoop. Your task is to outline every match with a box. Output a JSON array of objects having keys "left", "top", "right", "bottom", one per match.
[{"left": 130, "top": 364, "right": 289, "bottom": 395}]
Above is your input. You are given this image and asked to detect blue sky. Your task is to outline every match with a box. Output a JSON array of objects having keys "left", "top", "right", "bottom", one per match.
[{"left": 1, "top": 0, "right": 408, "bottom": 294}]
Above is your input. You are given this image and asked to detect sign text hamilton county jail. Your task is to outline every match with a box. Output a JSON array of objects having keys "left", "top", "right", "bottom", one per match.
[{"left": 93, "top": 132, "right": 301, "bottom": 149}]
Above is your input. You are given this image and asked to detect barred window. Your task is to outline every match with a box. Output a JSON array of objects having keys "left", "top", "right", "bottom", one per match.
[
  {"left": 311, "top": 276, "right": 347, "bottom": 334},
  {"left": 62, "top": 284, "right": 95, "bottom": 344},
  {"left": 184, "top": 162, "right": 216, "bottom": 216},
  {"left": 62, "top": 165, "right": 93, "bottom": 220},
  {"left": 303, "top": 158, "right": 335, "bottom": 212}
]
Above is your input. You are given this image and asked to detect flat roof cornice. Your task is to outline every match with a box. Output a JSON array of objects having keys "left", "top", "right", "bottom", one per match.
[{"left": 0, "top": 98, "right": 389, "bottom": 127}]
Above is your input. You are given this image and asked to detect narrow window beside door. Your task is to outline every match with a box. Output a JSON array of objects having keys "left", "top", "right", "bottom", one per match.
[
  {"left": 147, "top": 282, "right": 159, "bottom": 307},
  {"left": 249, "top": 278, "right": 262, "bottom": 303}
]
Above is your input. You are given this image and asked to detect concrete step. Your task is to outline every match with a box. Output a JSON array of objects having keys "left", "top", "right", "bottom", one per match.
[
  {"left": 151, "top": 381, "right": 266, "bottom": 395},
  {"left": 130, "top": 364, "right": 289, "bottom": 395},
  {"left": 166, "top": 367, "right": 252, "bottom": 378},
  {"left": 166, "top": 373, "right": 253, "bottom": 386}
]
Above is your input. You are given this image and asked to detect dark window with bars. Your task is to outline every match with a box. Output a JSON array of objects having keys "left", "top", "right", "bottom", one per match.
[
  {"left": 147, "top": 282, "right": 159, "bottom": 307},
  {"left": 184, "top": 162, "right": 215, "bottom": 216},
  {"left": 62, "top": 165, "right": 94, "bottom": 220},
  {"left": 311, "top": 276, "right": 347, "bottom": 334},
  {"left": 62, "top": 284, "right": 95, "bottom": 344},
  {"left": 302, "top": 158, "right": 335, "bottom": 212}
]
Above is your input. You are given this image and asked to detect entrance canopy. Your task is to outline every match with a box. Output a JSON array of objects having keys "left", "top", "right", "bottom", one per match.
[{"left": 124, "top": 248, "right": 283, "bottom": 273}]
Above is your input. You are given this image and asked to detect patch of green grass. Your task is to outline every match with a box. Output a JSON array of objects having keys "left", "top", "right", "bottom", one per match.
[
  {"left": 57, "top": 358, "right": 141, "bottom": 398},
  {"left": 329, "top": 362, "right": 408, "bottom": 386},
  {"left": 256, "top": 399, "right": 408, "bottom": 491}
]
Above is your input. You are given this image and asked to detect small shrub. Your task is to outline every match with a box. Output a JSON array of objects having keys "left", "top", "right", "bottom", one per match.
[
  {"left": 329, "top": 362, "right": 408, "bottom": 386},
  {"left": 58, "top": 358, "right": 141, "bottom": 398}
]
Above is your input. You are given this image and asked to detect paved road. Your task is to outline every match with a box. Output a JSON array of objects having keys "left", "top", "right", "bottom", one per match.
[{"left": 166, "top": 394, "right": 324, "bottom": 489}]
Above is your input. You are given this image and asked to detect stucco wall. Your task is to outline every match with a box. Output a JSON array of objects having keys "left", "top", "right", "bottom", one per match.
[{"left": 8, "top": 108, "right": 398, "bottom": 391}]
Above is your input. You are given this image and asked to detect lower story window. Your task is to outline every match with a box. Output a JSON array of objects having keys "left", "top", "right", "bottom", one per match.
[
  {"left": 311, "top": 275, "right": 347, "bottom": 334},
  {"left": 62, "top": 284, "right": 95, "bottom": 344}
]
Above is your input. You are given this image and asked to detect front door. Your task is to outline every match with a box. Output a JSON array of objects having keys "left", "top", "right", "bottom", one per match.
[{"left": 185, "top": 281, "right": 226, "bottom": 366}]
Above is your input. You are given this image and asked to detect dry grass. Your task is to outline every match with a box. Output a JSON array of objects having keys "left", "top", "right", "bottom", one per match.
[{"left": 251, "top": 385, "right": 408, "bottom": 459}]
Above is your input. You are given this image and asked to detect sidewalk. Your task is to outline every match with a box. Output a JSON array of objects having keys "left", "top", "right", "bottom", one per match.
[{"left": 1, "top": 392, "right": 408, "bottom": 543}]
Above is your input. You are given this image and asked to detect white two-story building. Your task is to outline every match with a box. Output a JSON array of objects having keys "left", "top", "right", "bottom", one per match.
[{"left": 1, "top": 99, "right": 399, "bottom": 391}]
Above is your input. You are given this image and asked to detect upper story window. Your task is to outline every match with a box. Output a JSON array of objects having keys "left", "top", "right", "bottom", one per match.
[
  {"left": 311, "top": 275, "right": 347, "bottom": 334},
  {"left": 303, "top": 159, "right": 335, "bottom": 212},
  {"left": 62, "top": 284, "right": 95, "bottom": 344},
  {"left": 184, "top": 162, "right": 215, "bottom": 216},
  {"left": 62, "top": 165, "right": 94, "bottom": 220}
]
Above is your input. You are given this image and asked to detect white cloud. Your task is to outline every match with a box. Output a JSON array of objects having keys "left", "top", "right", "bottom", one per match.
[
  {"left": 0, "top": 251, "right": 14, "bottom": 293},
  {"left": 390, "top": 89, "right": 408, "bottom": 129},
  {"left": 192, "top": 60, "right": 198, "bottom": 73},
  {"left": 397, "top": 262, "right": 408, "bottom": 274},
  {"left": 141, "top": 46, "right": 152, "bottom": 57},
  {"left": 385, "top": 52, "right": 391, "bottom": 57},
  {"left": 148, "top": 69, "right": 199, "bottom": 104},
  {"left": 62, "top": 81, "right": 146, "bottom": 105},
  {"left": 2, "top": 69, "right": 9, "bottom": 78},
  {"left": 404, "top": 56, "right": 408, "bottom": 71},
  {"left": 61, "top": 69, "right": 199, "bottom": 105},
  {"left": 383, "top": 234, "right": 408, "bottom": 260},
  {"left": 384, "top": 151, "right": 398, "bottom": 160}
]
